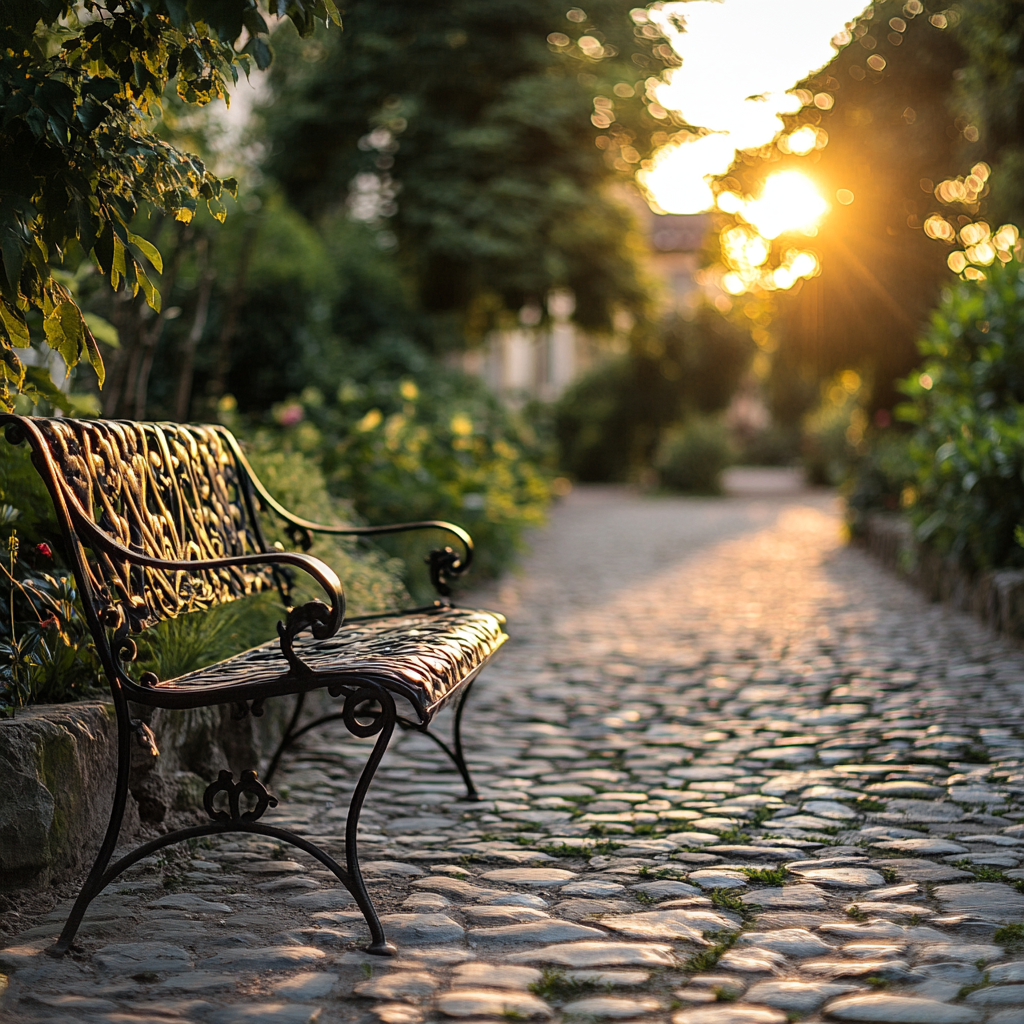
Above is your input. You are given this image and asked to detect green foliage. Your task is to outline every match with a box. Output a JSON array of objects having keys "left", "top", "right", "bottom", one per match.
[
  {"left": 845, "top": 432, "right": 917, "bottom": 534},
  {"left": 995, "top": 922, "right": 1024, "bottom": 951},
  {"left": 557, "top": 307, "right": 752, "bottom": 482},
  {"left": 741, "top": 866, "right": 789, "bottom": 886},
  {"left": 715, "top": 0, "right": 964, "bottom": 413},
  {"left": 656, "top": 417, "right": 735, "bottom": 494},
  {"left": 259, "top": 0, "right": 685, "bottom": 337},
  {"left": 684, "top": 930, "right": 739, "bottom": 973},
  {"left": 247, "top": 368, "right": 551, "bottom": 593},
  {"left": 955, "top": 0, "right": 1024, "bottom": 228},
  {"left": 0, "top": 1, "right": 340, "bottom": 411},
  {"left": 708, "top": 888, "right": 757, "bottom": 921},
  {"left": 896, "top": 256, "right": 1024, "bottom": 570},
  {"left": 529, "top": 968, "right": 598, "bottom": 1003},
  {"left": 802, "top": 372, "right": 869, "bottom": 487}
]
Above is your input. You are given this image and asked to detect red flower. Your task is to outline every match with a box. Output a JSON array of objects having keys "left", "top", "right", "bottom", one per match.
[
  {"left": 39, "top": 615, "right": 58, "bottom": 630},
  {"left": 35, "top": 543, "right": 52, "bottom": 558}
]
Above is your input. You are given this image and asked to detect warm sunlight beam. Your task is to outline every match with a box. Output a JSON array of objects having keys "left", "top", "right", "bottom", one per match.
[
  {"left": 639, "top": 0, "right": 869, "bottom": 214},
  {"left": 736, "top": 170, "right": 829, "bottom": 239}
]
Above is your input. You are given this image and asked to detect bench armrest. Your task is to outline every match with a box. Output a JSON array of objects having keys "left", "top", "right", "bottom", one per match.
[
  {"left": 69, "top": 511, "right": 345, "bottom": 681},
  {"left": 223, "top": 431, "right": 473, "bottom": 596}
]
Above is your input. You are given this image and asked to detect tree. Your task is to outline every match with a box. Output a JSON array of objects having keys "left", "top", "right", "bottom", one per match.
[
  {"left": 711, "top": 0, "right": 965, "bottom": 419},
  {"left": 955, "top": 0, "right": 1024, "bottom": 228},
  {"left": 258, "top": 0, "right": 687, "bottom": 340},
  {"left": 0, "top": 0, "right": 339, "bottom": 411}
]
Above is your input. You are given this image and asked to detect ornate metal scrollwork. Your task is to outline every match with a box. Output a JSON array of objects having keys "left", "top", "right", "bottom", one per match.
[
  {"left": 277, "top": 599, "right": 334, "bottom": 678},
  {"left": 426, "top": 546, "right": 466, "bottom": 597},
  {"left": 342, "top": 687, "right": 387, "bottom": 738},
  {"left": 230, "top": 698, "right": 266, "bottom": 720},
  {"left": 203, "top": 769, "right": 279, "bottom": 822}
]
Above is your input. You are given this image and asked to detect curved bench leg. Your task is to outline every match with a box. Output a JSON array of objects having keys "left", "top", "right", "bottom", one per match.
[
  {"left": 396, "top": 675, "right": 481, "bottom": 801},
  {"left": 49, "top": 697, "right": 135, "bottom": 956},
  {"left": 451, "top": 675, "right": 480, "bottom": 801},
  {"left": 341, "top": 685, "right": 398, "bottom": 955},
  {"left": 264, "top": 690, "right": 308, "bottom": 786}
]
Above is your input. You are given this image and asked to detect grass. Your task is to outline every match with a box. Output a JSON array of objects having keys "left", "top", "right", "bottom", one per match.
[
  {"left": 855, "top": 798, "right": 887, "bottom": 812},
  {"left": 995, "top": 923, "right": 1024, "bottom": 951},
  {"left": 879, "top": 868, "right": 899, "bottom": 884},
  {"left": 750, "top": 807, "right": 774, "bottom": 826},
  {"left": 635, "top": 891, "right": 657, "bottom": 905},
  {"left": 709, "top": 888, "right": 758, "bottom": 921},
  {"left": 865, "top": 977, "right": 890, "bottom": 989},
  {"left": 685, "top": 931, "right": 739, "bottom": 973},
  {"left": 713, "top": 986, "right": 739, "bottom": 1002},
  {"left": 741, "top": 866, "right": 789, "bottom": 886},
  {"left": 529, "top": 969, "right": 598, "bottom": 1003},
  {"left": 958, "top": 975, "right": 990, "bottom": 999},
  {"left": 715, "top": 827, "right": 751, "bottom": 844},
  {"left": 846, "top": 905, "right": 867, "bottom": 921}
]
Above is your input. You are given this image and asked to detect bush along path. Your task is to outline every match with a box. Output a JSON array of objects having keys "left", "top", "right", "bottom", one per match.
[{"left": 4, "top": 482, "right": 1024, "bottom": 1023}]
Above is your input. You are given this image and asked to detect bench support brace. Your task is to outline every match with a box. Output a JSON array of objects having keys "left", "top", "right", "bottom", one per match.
[
  {"left": 264, "top": 676, "right": 481, "bottom": 801},
  {"left": 49, "top": 686, "right": 399, "bottom": 958}
]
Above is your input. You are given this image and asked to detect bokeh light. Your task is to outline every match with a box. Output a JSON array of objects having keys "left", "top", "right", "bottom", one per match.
[{"left": 638, "top": 0, "right": 868, "bottom": 214}]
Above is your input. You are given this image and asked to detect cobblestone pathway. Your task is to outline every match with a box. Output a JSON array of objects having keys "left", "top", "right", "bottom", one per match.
[{"left": 6, "top": 480, "right": 1024, "bottom": 1024}]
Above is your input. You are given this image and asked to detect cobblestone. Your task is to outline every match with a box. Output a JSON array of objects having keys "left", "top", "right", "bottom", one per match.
[{"left": 5, "top": 479, "right": 1024, "bottom": 1022}]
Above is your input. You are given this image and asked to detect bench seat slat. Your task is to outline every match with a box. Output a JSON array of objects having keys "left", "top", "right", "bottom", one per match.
[{"left": 141, "top": 607, "right": 507, "bottom": 720}]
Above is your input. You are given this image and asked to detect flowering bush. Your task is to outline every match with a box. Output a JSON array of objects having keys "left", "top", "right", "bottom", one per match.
[{"left": 249, "top": 367, "right": 553, "bottom": 595}]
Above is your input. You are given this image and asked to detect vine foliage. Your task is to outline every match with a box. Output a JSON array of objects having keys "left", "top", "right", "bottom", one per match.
[{"left": 0, "top": 0, "right": 340, "bottom": 410}]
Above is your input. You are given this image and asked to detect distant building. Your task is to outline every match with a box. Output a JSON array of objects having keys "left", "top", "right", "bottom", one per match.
[{"left": 463, "top": 205, "right": 711, "bottom": 403}]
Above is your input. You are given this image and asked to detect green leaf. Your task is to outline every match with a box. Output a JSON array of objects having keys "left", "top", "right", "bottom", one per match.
[
  {"left": 0, "top": 232, "right": 25, "bottom": 291},
  {"left": 22, "top": 365, "right": 76, "bottom": 415},
  {"left": 0, "top": 302, "right": 30, "bottom": 348},
  {"left": 127, "top": 232, "right": 163, "bottom": 274},
  {"left": 136, "top": 263, "right": 161, "bottom": 314},
  {"left": 43, "top": 301, "right": 85, "bottom": 367},
  {"left": 83, "top": 313, "right": 119, "bottom": 349}
]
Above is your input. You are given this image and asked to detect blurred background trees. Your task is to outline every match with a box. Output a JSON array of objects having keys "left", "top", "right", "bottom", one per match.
[{"left": 7, "top": 0, "right": 1024, "bottom": 608}]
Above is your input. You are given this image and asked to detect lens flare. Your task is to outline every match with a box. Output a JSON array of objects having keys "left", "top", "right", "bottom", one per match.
[{"left": 742, "top": 171, "right": 828, "bottom": 239}]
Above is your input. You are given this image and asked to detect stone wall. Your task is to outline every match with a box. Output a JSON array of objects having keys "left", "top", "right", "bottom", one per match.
[
  {"left": 0, "top": 690, "right": 320, "bottom": 890},
  {"left": 861, "top": 512, "right": 1024, "bottom": 640}
]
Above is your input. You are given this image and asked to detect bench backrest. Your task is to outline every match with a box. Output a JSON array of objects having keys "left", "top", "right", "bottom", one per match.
[{"left": 10, "top": 417, "right": 275, "bottom": 633}]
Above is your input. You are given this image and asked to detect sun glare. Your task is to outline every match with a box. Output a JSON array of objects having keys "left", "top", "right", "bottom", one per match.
[
  {"left": 716, "top": 173, "right": 826, "bottom": 294},
  {"left": 739, "top": 171, "right": 829, "bottom": 239},
  {"left": 637, "top": 0, "right": 867, "bottom": 215}
]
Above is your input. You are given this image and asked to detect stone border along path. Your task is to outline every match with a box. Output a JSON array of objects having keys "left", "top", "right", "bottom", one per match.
[{"left": 4, "top": 478, "right": 1024, "bottom": 1024}]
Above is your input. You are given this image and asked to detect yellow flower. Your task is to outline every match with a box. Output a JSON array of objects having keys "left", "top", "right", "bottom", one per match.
[
  {"left": 357, "top": 408, "right": 383, "bottom": 431},
  {"left": 450, "top": 413, "right": 473, "bottom": 436}
]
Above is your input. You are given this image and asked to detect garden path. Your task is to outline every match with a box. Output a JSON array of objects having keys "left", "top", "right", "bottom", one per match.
[{"left": 4, "top": 475, "right": 1024, "bottom": 1024}]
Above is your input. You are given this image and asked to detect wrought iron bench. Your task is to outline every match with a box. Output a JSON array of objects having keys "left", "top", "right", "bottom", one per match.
[{"left": 1, "top": 415, "right": 507, "bottom": 957}]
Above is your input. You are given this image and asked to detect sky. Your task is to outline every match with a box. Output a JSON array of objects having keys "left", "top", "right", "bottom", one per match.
[{"left": 641, "top": 0, "right": 870, "bottom": 215}]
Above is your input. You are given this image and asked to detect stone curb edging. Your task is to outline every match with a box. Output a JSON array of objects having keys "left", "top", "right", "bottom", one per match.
[
  {"left": 859, "top": 511, "right": 1024, "bottom": 640},
  {"left": 0, "top": 692, "right": 314, "bottom": 890}
]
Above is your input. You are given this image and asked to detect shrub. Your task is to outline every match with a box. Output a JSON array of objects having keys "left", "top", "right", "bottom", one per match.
[
  {"left": 556, "top": 306, "right": 753, "bottom": 482},
  {"left": 897, "top": 255, "right": 1024, "bottom": 570},
  {"left": 845, "top": 430, "right": 917, "bottom": 534},
  {"left": 656, "top": 417, "right": 735, "bottom": 494},
  {"left": 249, "top": 365, "right": 553, "bottom": 596},
  {"left": 802, "top": 371, "right": 869, "bottom": 486}
]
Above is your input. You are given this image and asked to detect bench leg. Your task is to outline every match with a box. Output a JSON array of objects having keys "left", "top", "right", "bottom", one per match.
[
  {"left": 49, "top": 696, "right": 135, "bottom": 956},
  {"left": 341, "top": 685, "right": 399, "bottom": 956},
  {"left": 263, "top": 690, "right": 308, "bottom": 786},
  {"left": 397, "top": 674, "right": 482, "bottom": 801},
  {"left": 49, "top": 686, "right": 399, "bottom": 958}
]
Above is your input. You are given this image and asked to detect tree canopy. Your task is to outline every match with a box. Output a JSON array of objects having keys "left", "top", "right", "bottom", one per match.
[
  {"left": 0, "top": 0, "right": 339, "bottom": 411},
  {"left": 711, "top": 0, "right": 965, "bottom": 419},
  {"left": 259, "top": 1, "right": 686, "bottom": 338}
]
